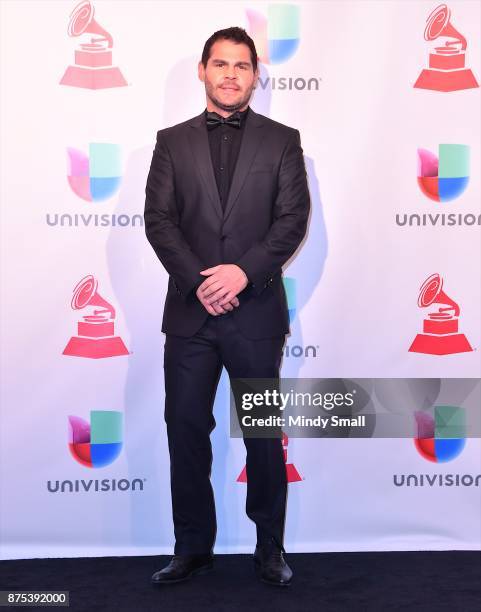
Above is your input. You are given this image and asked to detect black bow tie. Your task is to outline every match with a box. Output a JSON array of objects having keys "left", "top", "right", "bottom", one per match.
[{"left": 206, "top": 111, "right": 242, "bottom": 130}]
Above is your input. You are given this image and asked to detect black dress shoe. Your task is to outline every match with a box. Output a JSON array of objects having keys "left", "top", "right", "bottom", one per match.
[
  {"left": 253, "top": 537, "right": 293, "bottom": 586},
  {"left": 151, "top": 553, "right": 213, "bottom": 585}
]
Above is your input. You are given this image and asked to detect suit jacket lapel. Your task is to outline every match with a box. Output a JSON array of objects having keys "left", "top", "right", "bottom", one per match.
[
  {"left": 187, "top": 112, "right": 223, "bottom": 219},
  {"left": 186, "top": 108, "right": 265, "bottom": 222},
  {"left": 223, "top": 108, "right": 264, "bottom": 222}
]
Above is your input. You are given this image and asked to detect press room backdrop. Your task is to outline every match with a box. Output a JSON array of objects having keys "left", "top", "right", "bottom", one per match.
[{"left": 1, "top": 0, "right": 480, "bottom": 559}]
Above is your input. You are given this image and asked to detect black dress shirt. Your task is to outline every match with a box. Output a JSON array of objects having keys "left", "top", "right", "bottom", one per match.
[{"left": 205, "top": 107, "right": 249, "bottom": 210}]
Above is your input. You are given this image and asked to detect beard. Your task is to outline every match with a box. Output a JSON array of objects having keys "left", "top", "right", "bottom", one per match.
[{"left": 206, "top": 83, "right": 255, "bottom": 113}]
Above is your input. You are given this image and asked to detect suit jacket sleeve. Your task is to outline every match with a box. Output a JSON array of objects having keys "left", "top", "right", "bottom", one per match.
[
  {"left": 144, "top": 130, "right": 205, "bottom": 299},
  {"left": 235, "top": 129, "right": 310, "bottom": 296}
]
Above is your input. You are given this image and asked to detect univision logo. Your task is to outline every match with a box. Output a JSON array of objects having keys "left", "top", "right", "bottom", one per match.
[
  {"left": 46, "top": 410, "right": 146, "bottom": 494},
  {"left": 394, "top": 144, "right": 478, "bottom": 228},
  {"left": 257, "top": 76, "right": 321, "bottom": 91},
  {"left": 45, "top": 143, "right": 143, "bottom": 228},
  {"left": 246, "top": 4, "right": 322, "bottom": 92},
  {"left": 283, "top": 344, "right": 318, "bottom": 358},
  {"left": 393, "top": 473, "right": 480, "bottom": 487},
  {"left": 417, "top": 144, "right": 469, "bottom": 202},
  {"left": 68, "top": 410, "right": 122, "bottom": 467},
  {"left": 414, "top": 405, "right": 465, "bottom": 463},
  {"left": 47, "top": 478, "right": 145, "bottom": 493},
  {"left": 67, "top": 143, "right": 122, "bottom": 202},
  {"left": 45, "top": 213, "right": 144, "bottom": 228},
  {"left": 282, "top": 277, "right": 318, "bottom": 357},
  {"left": 246, "top": 4, "right": 300, "bottom": 64},
  {"left": 392, "top": 406, "right": 480, "bottom": 488},
  {"left": 395, "top": 213, "right": 480, "bottom": 227}
]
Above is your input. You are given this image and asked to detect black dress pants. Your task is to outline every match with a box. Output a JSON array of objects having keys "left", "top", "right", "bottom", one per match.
[{"left": 163, "top": 313, "right": 287, "bottom": 555}]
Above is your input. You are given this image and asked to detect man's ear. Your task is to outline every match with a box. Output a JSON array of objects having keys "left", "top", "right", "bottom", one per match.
[{"left": 198, "top": 61, "right": 205, "bottom": 82}]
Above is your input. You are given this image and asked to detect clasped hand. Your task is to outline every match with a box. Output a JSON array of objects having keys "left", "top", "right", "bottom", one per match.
[{"left": 196, "top": 264, "right": 248, "bottom": 316}]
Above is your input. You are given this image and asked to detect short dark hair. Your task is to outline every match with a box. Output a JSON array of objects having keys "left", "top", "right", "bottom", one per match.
[{"left": 201, "top": 27, "right": 258, "bottom": 72}]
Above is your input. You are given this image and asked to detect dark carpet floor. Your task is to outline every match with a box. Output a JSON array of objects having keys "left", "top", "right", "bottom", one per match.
[{"left": 1, "top": 551, "right": 480, "bottom": 611}]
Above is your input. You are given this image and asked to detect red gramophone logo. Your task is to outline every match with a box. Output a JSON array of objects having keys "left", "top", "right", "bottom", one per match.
[
  {"left": 414, "top": 4, "right": 479, "bottom": 92},
  {"left": 60, "top": 0, "right": 127, "bottom": 90},
  {"left": 409, "top": 273, "right": 473, "bottom": 356},
  {"left": 237, "top": 433, "right": 302, "bottom": 483},
  {"left": 63, "top": 274, "right": 129, "bottom": 359}
]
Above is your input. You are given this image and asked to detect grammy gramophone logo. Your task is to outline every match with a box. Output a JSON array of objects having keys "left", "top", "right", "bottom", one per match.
[
  {"left": 60, "top": 0, "right": 127, "bottom": 90},
  {"left": 414, "top": 3, "right": 479, "bottom": 92},
  {"left": 409, "top": 273, "right": 473, "bottom": 356},
  {"left": 237, "top": 433, "right": 302, "bottom": 483},
  {"left": 63, "top": 275, "right": 129, "bottom": 359}
]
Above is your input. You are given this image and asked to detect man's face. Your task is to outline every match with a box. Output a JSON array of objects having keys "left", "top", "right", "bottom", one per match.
[{"left": 198, "top": 39, "right": 258, "bottom": 115}]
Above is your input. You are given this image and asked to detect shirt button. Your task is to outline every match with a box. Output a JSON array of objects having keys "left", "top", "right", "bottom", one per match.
[{"left": 220, "top": 167, "right": 224, "bottom": 171}]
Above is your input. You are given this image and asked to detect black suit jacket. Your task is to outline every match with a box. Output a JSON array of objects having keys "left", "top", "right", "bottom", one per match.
[{"left": 144, "top": 108, "right": 310, "bottom": 339}]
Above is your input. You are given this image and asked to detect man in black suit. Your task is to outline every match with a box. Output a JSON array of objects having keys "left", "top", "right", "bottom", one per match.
[{"left": 145, "top": 27, "right": 309, "bottom": 587}]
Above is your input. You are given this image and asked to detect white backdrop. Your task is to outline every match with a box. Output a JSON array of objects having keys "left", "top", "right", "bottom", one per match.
[{"left": 1, "top": 0, "right": 480, "bottom": 559}]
